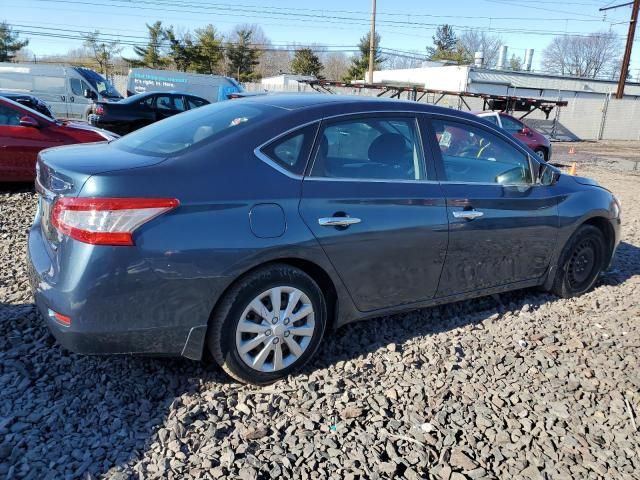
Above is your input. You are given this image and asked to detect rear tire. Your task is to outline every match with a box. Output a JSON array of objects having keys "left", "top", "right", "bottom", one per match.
[
  {"left": 551, "top": 225, "right": 607, "bottom": 298},
  {"left": 207, "top": 264, "right": 327, "bottom": 385}
]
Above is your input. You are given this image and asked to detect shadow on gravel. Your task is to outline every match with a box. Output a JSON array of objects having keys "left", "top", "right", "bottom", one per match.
[
  {"left": 303, "top": 240, "right": 640, "bottom": 374},
  {"left": 0, "top": 301, "right": 235, "bottom": 479},
  {"left": 0, "top": 182, "right": 34, "bottom": 194},
  {"left": 1, "top": 241, "right": 637, "bottom": 478}
]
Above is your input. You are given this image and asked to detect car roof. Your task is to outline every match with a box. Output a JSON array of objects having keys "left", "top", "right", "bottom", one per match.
[
  {"left": 0, "top": 91, "right": 37, "bottom": 99},
  {"left": 122, "top": 91, "right": 205, "bottom": 102},
  {"left": 234, "top": 93, "right": 482, "bottom": 120}
]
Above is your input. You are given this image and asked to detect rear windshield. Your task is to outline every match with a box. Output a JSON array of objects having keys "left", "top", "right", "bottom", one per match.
[{"left": 114, "top": 101, "right": 269, "bottom": 156}]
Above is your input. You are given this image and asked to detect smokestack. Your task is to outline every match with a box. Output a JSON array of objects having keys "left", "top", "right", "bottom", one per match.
[
  {"left": 524, "top": 48, "right": 534, "bottom": 71},
  {"left": 474, "top": 51, "right": 484, "bottom": 68},
  {"left": 497, "top": 45, "right": 508, "bottom": 70}
]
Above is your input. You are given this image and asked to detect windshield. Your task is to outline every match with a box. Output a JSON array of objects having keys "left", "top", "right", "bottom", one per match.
[
  {"left": 114, "top": 100, "right": 271, "bottom": 156},
  {"left": 75, "top": 68, "right": 122, "bottom": 99}
]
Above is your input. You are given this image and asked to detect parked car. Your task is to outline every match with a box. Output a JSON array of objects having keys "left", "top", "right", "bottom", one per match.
[
  {"left": 0, "top": 91, "right": 54, "bottom": 118},
  {"left": 0, "top": 97, "right": 118, "bottom": 182},
  {"left": 28, "top": 95, "right": 620, "bottom": 384},
  {"left": 127, "top": 68, "right": 242, "bottom": 102},
  {"left": 476, "top": 111, "right": 552, "bottom": 161},
  {"left": 88, "top": 91, "right": 210, "bottom": 135},
  {"left": 0, "top": 63, "right": 123, "bottom": 120}
]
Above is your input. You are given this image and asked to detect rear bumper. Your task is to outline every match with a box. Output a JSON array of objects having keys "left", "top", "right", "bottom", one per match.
[{"left": 27, "top": 221, "right": 225, "bottom": 359}]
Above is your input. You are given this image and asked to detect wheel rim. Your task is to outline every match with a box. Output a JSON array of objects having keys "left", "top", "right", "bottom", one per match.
[
  {"left": 235, "top": 286, "right": 315, "bottom": 373},
  {"left": 536, "top": 150, "right": 545, "bottom": 160},
  {"left": 567, "top": 239, "right": 598, "bottom": 290}
]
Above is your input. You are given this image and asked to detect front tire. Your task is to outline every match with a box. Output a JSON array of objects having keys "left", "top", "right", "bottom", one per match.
[
  {"left": 535, "top": 148, "right": 548, "bottom": 162},
  {"left": 207, "top": 264, "right": 327, "bottom": 385},
  {"left": 552, "top": 225, "right": 607, "bottom": 298}
]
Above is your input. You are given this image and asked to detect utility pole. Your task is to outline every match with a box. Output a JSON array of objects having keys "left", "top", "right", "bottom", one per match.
[
  {"left": 368, "top": 0, "right": 377, "bottom": 84},
  {"left": 601, "top": 1, "right": 639, "bottom": 98}
]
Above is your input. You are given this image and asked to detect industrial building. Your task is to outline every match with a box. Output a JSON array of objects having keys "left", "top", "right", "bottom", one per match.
[{"left": 370, "top": 47, "right": 640, "bottom": 100}]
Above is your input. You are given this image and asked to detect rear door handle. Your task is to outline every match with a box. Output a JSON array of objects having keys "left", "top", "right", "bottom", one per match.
[
  {"left": 318, "top": 216, "right": 361, "bottom": 227},
  {"left": 452, "top": 210, "right": 484, "bottom": 220}
]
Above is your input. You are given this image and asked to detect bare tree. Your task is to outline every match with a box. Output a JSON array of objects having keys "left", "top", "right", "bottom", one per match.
[
  {"left": 542, "top": 31, "right": 622, "bottom": 78},
  {"left": 382, "top": 53, "right": 425, "bottom": 70},
  {"left": 458, "top": 30, "right": 503, "bottom": 68},
  {"left": 83, "top": 31, "right": 123, "bottom": 76},
  {"left": 320, "top": 51, "right": 350, "bottom": 81}
]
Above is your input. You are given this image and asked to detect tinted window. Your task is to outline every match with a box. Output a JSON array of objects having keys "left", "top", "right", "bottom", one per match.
[
  {"left": 310, "top": 117, "right": 425, "bottom": 181},
  {"left": 481, "top": 114, "right": 499, "bottom": 125},
  {"left": 115, "top": 101, "right": 268, "bottom": 156},
  {"left": 155, "top": 95, "right": 173, "bottom": 110},
  {"left": 187, "top": 97, "right": 206, "bottom": 109},
  {"left": 139, "top": 96, "right": 154, "bottom": 107},
  {"left": 433, "top": 119, "right": 532, "bottom": 185},
  {"left": 173, "top": 96, "right": 186, "bottom": 111},
  {"left": 261, "top": 124, "right": 317, "bottom": 175},
  {"left": 500, "top": 115, "right": 523, "bottom": 133},
  {"left": 0, "top": 104, "right": 21, "bottom": 125}
]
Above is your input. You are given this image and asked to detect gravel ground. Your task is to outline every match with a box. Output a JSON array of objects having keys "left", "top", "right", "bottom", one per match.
[{"left": 1, "top": 161, "right": 639, "bottom": 480}]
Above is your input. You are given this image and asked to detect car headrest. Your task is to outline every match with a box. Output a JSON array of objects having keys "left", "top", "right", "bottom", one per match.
[
  {"left": 318, "top": 134, "right": 329, "bottom": 158},
  {"left": 368, "top": 133, "right": 409, "bottom": 165},
  {"left": 193, "top": 125, "right": 214, "bottom": 143}
]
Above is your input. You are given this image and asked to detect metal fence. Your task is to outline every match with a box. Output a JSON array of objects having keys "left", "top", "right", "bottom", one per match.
[{"left": 243, "top": 81, "right": 640, "bottom": 142}]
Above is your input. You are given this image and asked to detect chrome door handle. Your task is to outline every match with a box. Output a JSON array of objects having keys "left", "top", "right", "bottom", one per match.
[
  {"left": 452, "top": 210, "right": 484, "bottom": 220},
  {"left": 318, "top": 216, "right": 361, "bottom": 227}
]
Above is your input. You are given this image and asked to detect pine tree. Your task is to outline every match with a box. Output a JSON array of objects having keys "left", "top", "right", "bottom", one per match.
[
  {"left": 226, "top": 29, "right": 261, "bottom": 81},
  {"left": 343, "top": 32, "right": 384, "bottom": 82},
  {"left": 126, "top": 21, "right": 168, "bottom": 68},
  {"left": 165, "top": 27, "right": 197, "bottom": 72},
  {"left": 290, "top": 48, "right": 324, "bottom": 78},
  {"left": 0, "top": 22, "right": 29, "bottom": 62},
  {"left": 192, "top": 25, "right": 224, "bottom": 74},
  {"left": 427, "top": 24, "right": 468, "bottom": 64}
]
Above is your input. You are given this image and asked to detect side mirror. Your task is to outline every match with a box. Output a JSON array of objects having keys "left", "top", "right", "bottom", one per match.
[
  {"left": 83, "top": 89, "right": 97, "bottom": 100},
  {"left": 538, "top": 162, "right": 560, "bottom": 186},
  {"left": 520, "top": 127, "right": 531, "bottom": 135},
  {"left": 19, "top": 115, "right": 40, "bottom": 128}
]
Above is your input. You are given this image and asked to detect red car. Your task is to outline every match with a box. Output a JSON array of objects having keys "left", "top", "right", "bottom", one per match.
[
  {"left": 476, "top": 111, "right": 552, "bottom": 162},
  {"left": 0, "top": 97, "right": 118, "bottom": 182}
]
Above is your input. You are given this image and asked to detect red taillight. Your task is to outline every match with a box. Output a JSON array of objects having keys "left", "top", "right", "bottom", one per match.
[
  {"left": 51, "top": 197, "right": 179, "bottom": 246},
  {"left": 49, "top": 309, "right": 72, "bottom": 326},
  {"left": 95, "top": 105, "right": 105, "bottom": 115}
]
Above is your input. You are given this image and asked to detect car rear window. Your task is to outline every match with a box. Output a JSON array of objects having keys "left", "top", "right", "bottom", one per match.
[{"left": 114, "top": 101, "right": 269, "bottom": 156}]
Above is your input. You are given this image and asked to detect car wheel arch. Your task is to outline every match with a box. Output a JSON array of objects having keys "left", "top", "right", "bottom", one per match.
[
  {"left": 200, "top": 257, "right": 340, "bottom": 358},
  {"left": 581, "top": 216, "right": 615, "bottom": 266}
]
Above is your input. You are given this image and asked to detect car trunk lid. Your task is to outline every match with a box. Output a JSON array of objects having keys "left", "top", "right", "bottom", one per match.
[{"left": 36, "top": 142, "right": 167, "bottom": 244}]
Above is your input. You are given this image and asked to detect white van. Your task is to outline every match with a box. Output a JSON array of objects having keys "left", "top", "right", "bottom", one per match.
[{"left": 0, "top": 63, "right": 123, "bottom": 120}]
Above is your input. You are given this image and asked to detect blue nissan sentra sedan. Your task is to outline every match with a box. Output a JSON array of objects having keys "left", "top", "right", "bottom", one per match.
[{"left": 28, "top": 94, "right": 621, "bottom": 384}]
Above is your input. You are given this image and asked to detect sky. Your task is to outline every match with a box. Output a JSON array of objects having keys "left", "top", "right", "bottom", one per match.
[{"left": 3, "top": 0, "right": 639, "bottom": 76}]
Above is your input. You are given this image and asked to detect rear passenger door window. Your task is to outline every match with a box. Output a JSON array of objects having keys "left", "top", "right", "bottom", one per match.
[
  {"left": 310, "top": 116, "right": 425, "bottom": 181},
  {"left": 499, "top": 115, "right": 524, "bottom": 133},
  {"left": 173, "top": 96, "right": 186, "bottom": 112},
  {"left": 432, "top": 119, "right": 532, "bottom": 185},
  {"left": 187, "top": 97, "right": 207, "bottom": 109},
  {"left": 155, "top": 95, "right": 173, "bottom": 111}
]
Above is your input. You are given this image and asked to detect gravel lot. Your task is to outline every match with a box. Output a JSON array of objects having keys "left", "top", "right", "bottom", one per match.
[{"left": 1, "top": 155, "right": 639, "bottom": 479}]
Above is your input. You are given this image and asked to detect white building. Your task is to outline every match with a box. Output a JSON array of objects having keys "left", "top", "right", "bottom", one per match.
[
  {"left": 260, "top": 74, "right": 317, "bottom": 91},
  {"left": 371, "top": 65, "right": 640, "bottom": 100}
]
